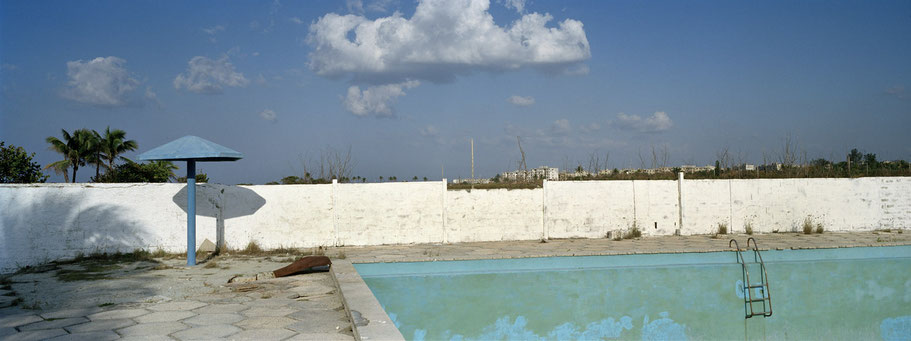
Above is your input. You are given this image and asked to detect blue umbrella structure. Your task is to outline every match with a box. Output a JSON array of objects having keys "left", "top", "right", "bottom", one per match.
[{"left": 138, "top": 135, "right": 243, "bottom": 266}]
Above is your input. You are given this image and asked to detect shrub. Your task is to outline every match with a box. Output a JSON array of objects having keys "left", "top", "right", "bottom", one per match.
[
  {"left": 623, "top": 224, "right": 642, "bottom": 239},
  {"left": 744, "top": 221, "right": 754, "bottom": 235},
  {"left": 815, "top": 223, "right": 824, "bottom": 234}
]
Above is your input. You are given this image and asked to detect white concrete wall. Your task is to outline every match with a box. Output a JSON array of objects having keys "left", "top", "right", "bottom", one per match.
[
  {"left": 446, "top": 188, "right": 542, "bottom": 242},
  {"left": 2, "top": 177, "right": 909, "bottom": 272}
]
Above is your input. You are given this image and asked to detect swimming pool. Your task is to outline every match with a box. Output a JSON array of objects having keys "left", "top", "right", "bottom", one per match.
[{"left": 356, "top": 245, "right": 911, "bottom": 340}]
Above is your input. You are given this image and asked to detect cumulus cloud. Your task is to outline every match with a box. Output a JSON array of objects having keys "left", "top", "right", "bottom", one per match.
[
  {"left": 343, "top": 80, "right": 419, "bottom": 117},
  {"left": 259, "top": 109, "right": 277, "bottom": 121},
  {"left": 307, "top": 0, "right": 591, "bottom": 83},
  {"left": 62, "top": 56, "right": 139, "bottom": 107},
  {"left": 173, "top": 56, "right": 249, "bottom": 94},
  {"left": 507, "top": 95, "right": 535, "bottom": 106},
  {"left": 614, "top": 111, "right": 673, "bottom": 133}
]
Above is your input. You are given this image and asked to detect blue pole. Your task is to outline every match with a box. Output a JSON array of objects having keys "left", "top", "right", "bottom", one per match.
[{"left": 187, "top": 160, "right": 196, "bottom": 266}]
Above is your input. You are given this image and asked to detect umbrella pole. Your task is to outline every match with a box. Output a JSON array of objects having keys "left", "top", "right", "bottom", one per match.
[{"left": 187, "top": 160, "right": 196, "bottom": 266}]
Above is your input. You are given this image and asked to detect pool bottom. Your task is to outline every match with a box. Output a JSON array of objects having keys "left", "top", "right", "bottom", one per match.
[{"left": 358, "top": 246, "right": 911, "bottom": 341}]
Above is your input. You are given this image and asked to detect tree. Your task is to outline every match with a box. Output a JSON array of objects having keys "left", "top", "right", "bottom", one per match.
[
  {"left": 87, "top": 130, "right": 105, "bottom": 180},
  {"left": 46, "top": 128, "right": 95, "bottom": 182},
  {"left": 0, "top": 142, "right": 48, "bottom": 183},
  {"left": 100, "top": 126, "right": 138, "bottom": 171},
  {"left": 178, "top": 173, "right": 209, "bottom": 183},
  {"left": 93, "top": 160, "right": 176, "bottom": 183}
]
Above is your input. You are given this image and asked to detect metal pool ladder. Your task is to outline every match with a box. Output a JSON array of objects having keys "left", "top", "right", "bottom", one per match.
[{"left": 729, "top": 237, "right": 773, "bottom": 318}]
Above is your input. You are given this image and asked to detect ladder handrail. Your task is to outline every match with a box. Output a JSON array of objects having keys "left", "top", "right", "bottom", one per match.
[
  {"left": 747, "top": 237, "right": 772, "bottom": 317},
  {"left": 729, "top": 239, "right": 755, "bottom": 318}
]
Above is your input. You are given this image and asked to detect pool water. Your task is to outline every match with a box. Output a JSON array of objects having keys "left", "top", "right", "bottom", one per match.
[{"left": 356, "top": 246, "right": 911, "bottom": 340}]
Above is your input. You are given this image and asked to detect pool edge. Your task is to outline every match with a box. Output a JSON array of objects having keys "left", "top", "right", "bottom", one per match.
[{"left": 332, "top": 258, "right": 406, "bottom": 341}]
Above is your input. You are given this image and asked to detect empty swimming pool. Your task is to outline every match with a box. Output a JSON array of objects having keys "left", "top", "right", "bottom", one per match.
[{"left": 356, "top": 245, "right": 910, "bottom": 340}]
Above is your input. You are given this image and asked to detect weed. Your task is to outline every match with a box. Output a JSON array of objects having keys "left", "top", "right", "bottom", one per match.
[
  {"left": 815, "top": 223, "right": 824, "bottom": 234},
  {"left": 203, "top": 261, "right": 218, "bottom": 269},
  {"left": 243, "top": 241, "right": 263, "bottom": 254},
  {"left": 717, "top": 222, "right": 728, "bottom": 235},
  {"left": 623, "top": 224, "right": 642, "bottom": 239},
  {"left": 336, "top": 251, "right": 347, "bottom": 259},
  {"left": 744, "top": 221, "right": 754, "bottom": 235},
  {"left": 802, "top": 217, "right": 815, "bottom": 234}
]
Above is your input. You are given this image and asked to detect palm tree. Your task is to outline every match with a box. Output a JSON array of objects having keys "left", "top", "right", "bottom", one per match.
[
  {"left": 100, "top": 126, "right": 138, "bottom": 171},
  {"left": 45, "top": 129, "right": 94, "bottom": 182},
  {"left": 150, "top": 160, "right": 178, "bottom": 181},
  {"left": 87, "top": 130, "right": 104, "bottom": 180},
  {"left": 44, "top": 159, "right": 71, "bottom": 183}
]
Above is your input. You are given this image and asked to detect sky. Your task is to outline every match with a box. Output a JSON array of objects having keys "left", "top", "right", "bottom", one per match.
[{"left": 1, "top": 0, "right": 909, "bottom": 184}]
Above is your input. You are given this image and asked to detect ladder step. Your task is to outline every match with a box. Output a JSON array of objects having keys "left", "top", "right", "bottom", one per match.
[
  {"left": 748, "top": 298, "right": 768, "bottom": 303},
  {"left": 746, "top": 284, "right": 765, "bottom": 289}
]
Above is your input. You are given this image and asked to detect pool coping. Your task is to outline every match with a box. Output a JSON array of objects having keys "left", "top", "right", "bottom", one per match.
[{"left": 332, "top": 259, "right": 406, "bottom": 341}]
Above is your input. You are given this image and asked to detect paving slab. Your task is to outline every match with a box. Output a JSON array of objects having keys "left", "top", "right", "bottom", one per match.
[
  {"left": 17, "top": 317, "right": 89, "bottom": 331},
  {"left": 119, "top": 335, "right": 176, "bottom": 341},
  {"left": 0, "top": 327, "right": 17, "bottom": 338},
  {"left": 65, "top": 318, "right": 135, "bottom": 333},
  {"left": 0, "top": 296, "right": 15, "bottom": 309},
  {"left": 47, "top": 330, "right": 121, "bottom": 341},
  {"left": 233, "top": 316, "right": 296, "bottom": 330},
  {"left": 229, "top": 328, "right": 296, "bottom": 340},
  {"left": 241, "top": 306, "right": 297, "bottom": 317},
  {"left": 0, "top": 313, "right": 42, "bottom": 328},
  {"left": 148, "top": 301, "right": 208, "bottom": 311},
  {"left": 134, "top": 310, "right": 196, "bottom": 323},
  {"left": 116, "top": 321, "right": 188, "bottom": 337},
  {"left": 3, "top": 328, "right": 68, "bottom": 341},
  {"left": 183, "top": 313, "right": 244, "bottom": 326},
  {"left": 171, "top": 324, "right": 242, "bottom": 340},
  {"left": 191, "top": 303, "right": 248, "bottom": 314},
  {"left": 286, "top": 332, "right": 354, "bottom": 340},
  {"left": 87, "top": 308, "right": 149, "bottom": 320},
  {"left": 40, "top": 307, "right": 103, "bottom": 319}
]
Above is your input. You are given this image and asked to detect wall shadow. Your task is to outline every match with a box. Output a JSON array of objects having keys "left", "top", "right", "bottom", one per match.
[
  {"left": 0, "top": 186, "right": 172, "bottom": 310},
  {"left": 171, "top": 184, "right": 266, "bottom": 252}
]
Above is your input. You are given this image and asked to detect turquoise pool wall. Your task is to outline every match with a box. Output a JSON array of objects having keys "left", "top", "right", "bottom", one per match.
[{"left": 357, "top": 246, "right": 911, "bottom": 340}]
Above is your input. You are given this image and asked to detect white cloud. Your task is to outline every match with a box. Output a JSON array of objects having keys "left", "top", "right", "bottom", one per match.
[
  {"left": 346, "top": 0, "right": 365, "bottom": 14},
  {"left": 507, "top": 95, "right": 535, "bottom": 106},
  {"left": 502, "top": 0, "right": 526, "bottom": 13},
  {"left": 202, "top": 25, "right": 225, "bottom": 35},
  {"left": 614, "top": 111, "right": 673, "bottom": 133},
  {"left": 367, "top": 0, "right": 395, "bottom": 12},
  {"left": 290, "top": 17, "right": 304, "bottom": 24},
  {"left": 885, "top": 85, "right": 906, "bottom": 99},
  {"left": 173, "top": 56, "right": 249, "bottom": 94},
  {"left": 551, "top": 118, "right": 571, "bottom": 134},
  {"left": 202, "top": 25, "right": 225, "bottom": 43},
  {"left": 580, "top": 122, "right": 600, "bottom": 133},
  {"left": 419, "top": 124, "right": 438, "bottom": 136},
  {"left": 62, "top": 56, "right": 139, "bottom": 107},
  {"left": 307, "top": 0, "right": 591, "bottom": 83},
  {"left": 343, "top": 80, "right": 419, "bottom": 117},
  {"left": 1, "top": 63, "right": 18, "bottom": 71},
  {"left": 259, "top": 109, "right": 277, "bottom": 121}
]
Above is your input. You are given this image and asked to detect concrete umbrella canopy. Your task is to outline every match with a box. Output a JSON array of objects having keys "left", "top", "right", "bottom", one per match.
[{"left": 137, "top": 135, "right": 243, "bottom": 266}]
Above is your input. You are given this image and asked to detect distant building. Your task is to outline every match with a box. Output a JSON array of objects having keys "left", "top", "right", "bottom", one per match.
[
  {"left": 737, "top": 164, "right": 756, "bottom": 171},
  {"left": 452, "top": 178, "right": 490, "bottom": 184},
  {"left": 501, "top": 166, "right": 559, "bottom": 181},
  {"left": 680, "top": 165, "right": 716, "bottom": 173}
]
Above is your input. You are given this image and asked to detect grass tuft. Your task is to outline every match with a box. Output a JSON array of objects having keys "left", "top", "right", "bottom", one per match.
[
  {"left": 802, "top": 217, "right": 815, "bottom": 234},
  {"left": 717, "top": 222, "right": 728, "bottom": 235},
  {"left": 744, "top": 221, "right": 754, "bottom": 235}
]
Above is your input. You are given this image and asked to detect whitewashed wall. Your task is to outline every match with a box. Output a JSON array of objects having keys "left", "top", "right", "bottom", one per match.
[{"left": 2, "top": 177, "right": 909, "bottom": 272}]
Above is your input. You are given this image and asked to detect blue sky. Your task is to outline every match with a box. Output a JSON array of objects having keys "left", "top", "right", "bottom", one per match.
[{"left": 1, "top": 0, "right": 909, "bottom": 184}]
